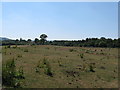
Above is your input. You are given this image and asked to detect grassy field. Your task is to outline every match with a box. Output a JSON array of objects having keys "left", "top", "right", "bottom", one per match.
[{"left": 2, "top": 45, "right": 118, "bottom": 88}]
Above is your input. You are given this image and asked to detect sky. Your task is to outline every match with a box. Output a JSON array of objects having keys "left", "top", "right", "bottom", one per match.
[{"left": 1, "top": 2, "right": 118, "bottom": 40}]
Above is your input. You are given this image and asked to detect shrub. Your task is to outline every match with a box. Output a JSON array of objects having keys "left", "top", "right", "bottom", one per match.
[
  {"left": 69, "top": 49, "right": 74, "bottom": 52},
  {"left": 89, "top": 63, "right": 96, "bottom": 72},
  {"left": 7, "top": 45, "right": 11, "bottom": 48},
  {"left": 46, "top": 47, "right": 49, "bottom": 50},
  {"left": 24, "top": 49, "right": 28, "bottom": 52},
  {"left": 13, "top": 45, "right": 17, "bottom": 49},
  {"left": 4, "top": 51, "right": 7, "bottom": 55},
  {"left": 35, "top": 58, "right": 53, "bottom": 77},
  {"left": 44, "top": 65, "right": 53, "bottom": 77},
  {"left": 2, "top": 59, "right": 25, "bottom": 88},
  {"left": 43, "top": 58, "right": 48, "bottom": 65},
  {"left": 85, "top": 50, "right": 90, "bottom": 53},
  {"left": 17, "top": 54, "right": 22, "bottom": 58},
  {"left": 43, "top": 58, "right": 53, "bottom": 77},
  {"left": 58, "top": 60, "right": 62, "bottom": 66},
  {"left": 4, "top": 46, "right": 7, "bottom": 49},
  {"left": 80, "top": 53, "right": 84, "bottom": 58}
]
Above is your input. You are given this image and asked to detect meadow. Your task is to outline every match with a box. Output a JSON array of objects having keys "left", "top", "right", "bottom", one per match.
[{"left": 2, "top": 45, "right": 118, "bottom": 88}]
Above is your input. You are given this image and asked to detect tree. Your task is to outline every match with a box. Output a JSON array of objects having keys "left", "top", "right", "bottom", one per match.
[
  {"left": 34, "top": 38, "right": 39, "bottom": 45},
  {"left": 27, "top": 39, "right": 32, "bottom": 45},
  {"left": 20, "top": 38, "right": 22, "bottom": 42},
  {"left": 98, "top": 41, "right": 107, "bottom": 47},
  {"left": 27, "top": 39, "right": 32, "bottom": 42},
  {"left": 40, "top": 34, "right": 48, "bottom": 45},
  {"left": 15, "top": 39, "right": 19, "bottom": 42}
]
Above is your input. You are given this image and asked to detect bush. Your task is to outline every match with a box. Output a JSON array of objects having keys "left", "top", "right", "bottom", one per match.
[
  {"left": 13, "top": 45, "right": 17, "bottom": 49},
  {"left": 89, "top": 63, "right": 96, "bottom": 72},
  {"left": 45, "top": 47, "right": 49, "bottom": 50},
  {"left": 58, "top": 60, "right": 62, "bottom": 66},
  {"left": 6, "top": 45, "right": 11, "bottom": 48},
  {"left": 44, "top": 65, "right": 53, "bottom": 77},
  {"left": 24, "top": 49, "right": 28, "bottom": 52},
  {"left": 17, "top": 54, "right": 22, "bottom": 58},
  {"left": 2, "top": 59, "right": 25, "bottom": 88},
  {"left": 69, "top": 49, "right": 74, "bottom": 52},
  {"left": 80, "top": 53, "right": 84, "bottom": 58},
  {"left": 43, "top": 58, "right": 53, "bottom": 77},
  {"left": 35, "top": 58, "right": 53, "bottom": 77}
]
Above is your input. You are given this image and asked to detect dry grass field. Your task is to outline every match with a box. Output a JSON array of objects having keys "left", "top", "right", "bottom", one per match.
[{"left": 2, "top": 45, "right": 118, "bottom": 88}]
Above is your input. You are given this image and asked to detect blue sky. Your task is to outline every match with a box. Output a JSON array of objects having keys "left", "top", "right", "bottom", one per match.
[{"left": 2, "top": 2, "right": 118, "bottom": 40}]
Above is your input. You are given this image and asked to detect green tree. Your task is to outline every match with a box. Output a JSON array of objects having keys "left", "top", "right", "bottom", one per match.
[
  {"left": 40, "top": 34, "right": 48, "bottom": 45},
  {"left": 34, "top": 38, "right": 39, "bottom": 45},
  {"left": 27, "top": 39, "right": 32, "bottom": 45}
]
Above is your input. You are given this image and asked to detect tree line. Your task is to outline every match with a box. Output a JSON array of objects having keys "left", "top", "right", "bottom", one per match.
[{"left": 1, "top": 34, "right": 120, "bottom": 48}]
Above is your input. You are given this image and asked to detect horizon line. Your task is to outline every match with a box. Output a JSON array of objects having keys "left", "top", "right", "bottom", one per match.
[{"left": 0, "top": 36, "right": 118, "bottom": 41}]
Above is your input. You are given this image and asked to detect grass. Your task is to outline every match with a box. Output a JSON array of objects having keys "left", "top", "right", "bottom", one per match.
[{"left": 2, "top": 45, "right": 118, "bottom": 88}]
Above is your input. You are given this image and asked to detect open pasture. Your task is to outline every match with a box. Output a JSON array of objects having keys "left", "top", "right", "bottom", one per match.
[{"left": 2, "top": 45, "right": 118, "bottom": 88}]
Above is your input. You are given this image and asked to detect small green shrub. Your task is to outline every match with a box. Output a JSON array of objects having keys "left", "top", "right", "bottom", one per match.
[
  {"left": 44, "top": 65, "right": 53, "bottom": 77},
  {"left": 43, "top": 58, "right": 53, "bottom": 76},
  {"left": 24, "top": 49, "right": 28, "bottom": 52},
  {"left": 35, "top": 58, "right": 53, "bottom": 77},
  {"left": 17, "top": 54, "right": 22, "bottom": 58},
  {"left": 85, "top": 50, "right": 89, "bottom": 53},
  {"left": 46, "top": 47, "right": 49, "bottom": 50},
  {"left": 58, "top": 60, "right": 62, "bottom": 66},
  {"left": 13, "top": 45, "right": 17, "bottom": 49},
  {"left": 43, "top": 58, "right": 48, "bottom": 65},
  {"left": 54, "top": 47, "right": 57, "bottom": 51},
  {"left": 89, "top": 63, "right": 96, "bottom": 72},
  {"left": 4, "top": 51, "right": 7, "bottom": 55},
  {"left": 69, "top": 49, "right": 74, "bottom": 52},
  {"left": 100, "top": 52, "right": 105, "bottom": 55},
  {"left": 7, "top": 45, "right": 11, "bottom": 48},
  {"left": 15, "top": 67, "right": 25, "bottom": 79},
  {"left": 2, "top": 59, "right": 24, "bottom": 88},
  {"left": 4, "top": 45, "right": 10, "bottom": 49},
  {"left": 4, "top": 46, "right": 7, "bottom": 49},
  {"left": 80, "top": 53, "right": 84, "bottom": 58}
]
